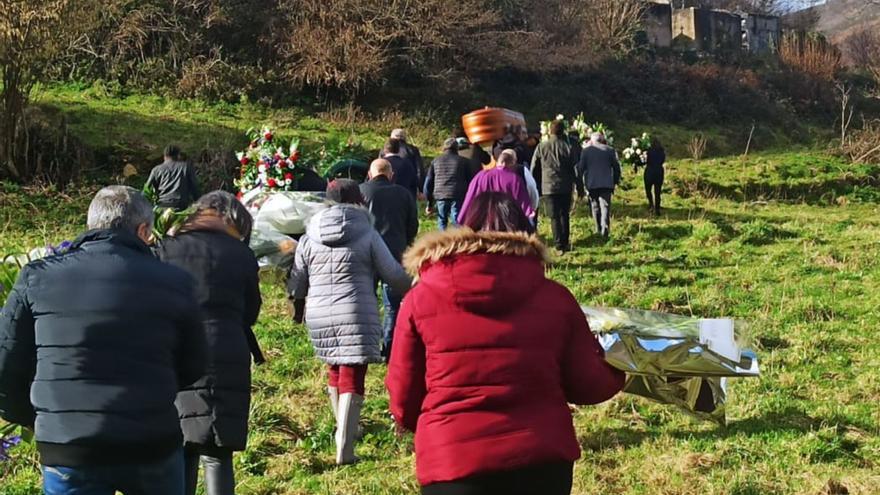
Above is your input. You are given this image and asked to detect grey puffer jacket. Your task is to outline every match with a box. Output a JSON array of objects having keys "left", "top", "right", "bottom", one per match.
[{"left": 289, "top": 204, "right": 412, "bottom": 365}]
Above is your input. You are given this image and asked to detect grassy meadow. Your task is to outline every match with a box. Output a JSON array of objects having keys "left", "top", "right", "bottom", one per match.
[{"left": 1, "top": 90, "right": 879, "bottom": 494}]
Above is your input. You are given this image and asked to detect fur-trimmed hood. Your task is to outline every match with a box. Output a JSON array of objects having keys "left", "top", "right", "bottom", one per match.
[
  {"left": 403, "top": 228, "right": 551, "bottom": 315},
  {"left": 403, "top": 228, "right": 551, "bottom": 275}
]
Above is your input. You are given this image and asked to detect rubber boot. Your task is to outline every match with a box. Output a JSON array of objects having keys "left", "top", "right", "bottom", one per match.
[
  {"left": 335, "top": 393, "right": 364, "bottom": 465},
  {"left": 328, "top": 386, "right": 339, "bottom": 419}
]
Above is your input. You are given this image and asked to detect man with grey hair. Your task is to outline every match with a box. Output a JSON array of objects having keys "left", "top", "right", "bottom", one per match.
[
  {"left": 578, "top": 133, "right": 622, "bottom": 238},
  {"left": 0, "top": 185, "right": 206, "bottom": 494}
]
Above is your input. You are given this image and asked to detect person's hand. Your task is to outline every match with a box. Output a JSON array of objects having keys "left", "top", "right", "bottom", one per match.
[
  {"left": 425, "top": 206, "right": 433, "bottom": 216},
  {"left": 417, "top": 192, "right": 426, "bottom": 201}
]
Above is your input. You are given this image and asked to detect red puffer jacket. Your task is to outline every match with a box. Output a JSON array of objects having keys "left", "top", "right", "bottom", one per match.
[{"left": 386, "top": 229, "right": 625, "bottom": 486}]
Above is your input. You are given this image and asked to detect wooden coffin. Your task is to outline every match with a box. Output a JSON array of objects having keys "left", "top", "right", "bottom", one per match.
[{"left": 461, "top": 107, "right": 526, "bottom": 146}]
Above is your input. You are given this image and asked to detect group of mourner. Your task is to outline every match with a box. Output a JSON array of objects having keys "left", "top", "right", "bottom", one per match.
[{"left": 0, "top": 118, "right": 667, "bottom": 495}]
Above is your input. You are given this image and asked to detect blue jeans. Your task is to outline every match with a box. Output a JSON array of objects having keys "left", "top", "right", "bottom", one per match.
[
  {"left": 42, "top": 448, "right": 184, "bottom": 495},
  {"left": 381, "top": 282, "right": 403, "bottom": 361},
  {"left": 435, "top": 200, "right": 461, "bottom": 231}
]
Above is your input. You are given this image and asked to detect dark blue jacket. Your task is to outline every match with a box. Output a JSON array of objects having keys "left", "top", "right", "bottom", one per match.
[
  {"left": 386, "top": 155, "right": 421, "bottom": 199},
  {"left": 0, "top": 229, "right": 206, "bottom": 466},
  {"left": 360, "top": 176, "right": 419, "bottom": 261}
]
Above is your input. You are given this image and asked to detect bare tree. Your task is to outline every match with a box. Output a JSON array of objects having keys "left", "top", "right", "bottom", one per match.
[{"left": 0, "top": 0, "right": 98, "bottom": 180}]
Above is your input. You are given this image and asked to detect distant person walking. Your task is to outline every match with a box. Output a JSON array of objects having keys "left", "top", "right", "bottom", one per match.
[
  {"left": 157, "top": 191, "right": 263, "bottom": 495},
  {"left": 361, "top": 160, "right": 419, "bottom": 360},
  {"left": 531, "top": 119, "right": 580, "bottom": 252},
  {"left": 387, "top": 191, "right": 625, "bottom": 495},
  {"left": 382, "top": 139, "right": 420, "bottom": 199},
  {"left": 380, "top": 129, "right": 425, "bottom": 194},
  {"left": 146, "top": 144, "right": 201, "bottom": 211},
  {"left": 458, "top": 150, "right": 535, "bottom": 227},
  {"left": 424, "top": 138, "right": 473, "bottom": 230},
  {"left": 0, "top": 186, "right": 206, "bottom": 495},
  {"left": 644, "top": 138, "right": 666, "bottom": 216},
  {"left": 578, "top": 132, "right": 622, "bottom": 238},
  {"left": 288, "top": 179, "right": 411, "bottom": 464}
]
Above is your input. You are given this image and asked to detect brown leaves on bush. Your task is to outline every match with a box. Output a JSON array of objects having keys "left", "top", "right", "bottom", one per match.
[
  {"left": 271, "top": 0, "right": 498, "bottom": 91},
  {"left": 779, "top": 32, "right": 842, "bottom": 82}
]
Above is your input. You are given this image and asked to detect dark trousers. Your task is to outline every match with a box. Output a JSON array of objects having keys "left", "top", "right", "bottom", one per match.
[
  {"left": 645, "top": 178, "right": 662, "bottom": 214},
  {"left": 421, "top": 461, "right": 574, "bottom": 495},
  {"left": 544, "top": 193, "right": 572, "bottom": 250},
  {"left": 588, "top": 189, "right": 613, "bottom": 237},
  {"left": 184, "top": 447, "right": 234, "bottom": 495}
]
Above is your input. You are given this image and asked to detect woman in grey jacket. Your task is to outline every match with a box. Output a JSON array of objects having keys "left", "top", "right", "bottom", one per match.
[{"left": 288, "top": 179, "right": 412, "bottom": 465}]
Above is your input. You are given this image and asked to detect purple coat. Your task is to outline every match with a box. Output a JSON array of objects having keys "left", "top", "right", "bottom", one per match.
[{"left": 457, "top": 166, "right": 536, "bottom": 222}]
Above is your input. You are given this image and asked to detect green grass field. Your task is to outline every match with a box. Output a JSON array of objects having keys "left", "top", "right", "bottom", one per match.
[{"left": 1, "top": 91, "right": 879, "bottom": 494}]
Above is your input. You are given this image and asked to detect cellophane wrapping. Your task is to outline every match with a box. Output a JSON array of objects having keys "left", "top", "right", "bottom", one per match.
[
  {"left": 242, "top": 190, "right": 326, "bottom": 269},
  {"left": 582, "top": 306, "right": 760, "bottom": 425}
]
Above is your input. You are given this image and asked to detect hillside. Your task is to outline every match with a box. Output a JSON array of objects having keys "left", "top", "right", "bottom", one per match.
[{"left": 811, "top": 0, "right": 880, "bottom": 41}]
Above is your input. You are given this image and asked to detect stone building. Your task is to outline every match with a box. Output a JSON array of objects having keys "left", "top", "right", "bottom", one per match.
[
  {"left": 644, "top": 2, "right": 674, "bottom": 48},
  {"left": 741, "top": 13, "right": 781, "bottom": 54},
  {"left": 643, "top": 1, "right": 780, "bottom": 55},
  {"left": 671, "top": 7, "right": 745, "bottom": 53}
]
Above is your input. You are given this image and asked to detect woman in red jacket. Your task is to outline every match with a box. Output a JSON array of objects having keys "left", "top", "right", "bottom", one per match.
[{"left": 386, "top": 191, "right": 626, "bottom": 495}]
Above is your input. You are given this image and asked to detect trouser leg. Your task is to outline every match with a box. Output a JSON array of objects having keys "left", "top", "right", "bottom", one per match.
[
  {"left": 600, "top": 192, "right": 612, "bottom": 237},
  {"left": 545, "top": 195, "right": 561, "bottom": 249},
  {"left": 184, "top": 449, "right": 200, "bottom": 495},
  {"left": 436, "top": 200, "right": 450, "bottom": 230},
  {"left": 42, "top": 465, "right": 115, "bottom": 495},
  {"left": 202, "top": 452, "right": 235, "bottom": 495},
  {"left": 381, "top": 282, "right": 401, "bottom": 361},
  {"left": 653, "top": 182, "right": 662, "bottom": 213},
  {"left": 450, "top": 201, "right": 461, "bottom": 228},
  {"left": 559, "top": 193, "right": 571, "bottom": 249},
  {"left": 645, "top": 178, "right": 654, "bottom": 211},
  {"left": 336, "top": 365, "right": 368, "bottom": 396},
  {"left": 420, "top": 461, "right": 574, "bottom": 495},
  {"left": 121, "top": 448, "right": 186, "bottom": 495},
  {"left": 589, "top": 193, "right": 602, "bottom": 234}
]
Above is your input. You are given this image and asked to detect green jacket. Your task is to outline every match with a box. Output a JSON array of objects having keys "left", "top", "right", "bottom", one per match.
[{"left": 530, "top": 136, "right": 581, "bottom": 196}]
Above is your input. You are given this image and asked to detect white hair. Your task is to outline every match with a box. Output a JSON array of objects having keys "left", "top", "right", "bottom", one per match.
[
  {"left": 87, "top": 186, "right": 154, "bottom": 233},
  {"left": 497, "top": 149, "right": 518, "bottom": 168},
  {"left": 390, "top": 128, "right": 406, "bottom": 141},
  {"left": 590, "top": 132, "right": 604, "bottom": 144}
]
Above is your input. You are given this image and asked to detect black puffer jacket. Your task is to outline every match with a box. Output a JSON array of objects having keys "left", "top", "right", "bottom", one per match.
[
  {"left": 424, "top": 150, "right": 473, "bottom": 203},
  {"left": 157, "top": 228, "right": 262, "bottom": 451},
  {"left": 0, "top": 229, "right": 206, "bottom": 466}
]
